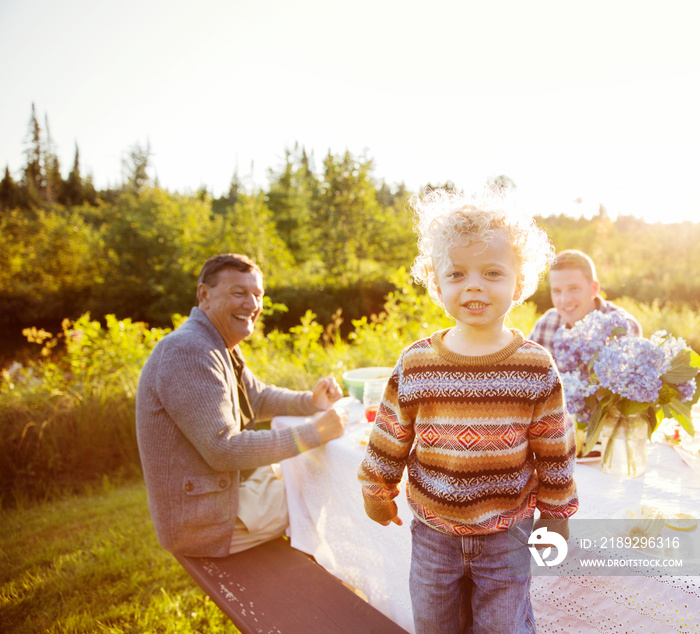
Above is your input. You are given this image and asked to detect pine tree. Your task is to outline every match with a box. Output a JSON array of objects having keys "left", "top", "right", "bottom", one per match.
[
  {"left": 83, "top": 173, "right": 98, "bottom": 206},
  {"left": 266, "top": 145, "right": 319, "bottom": 263},
  {"left": 0, "top": 166, "right": 18, "bottom": 210},
  {"left": 122, "top": 141, "right": 152, "bottom": 192},
  {"left": 315, "top": 150, "right": 381, "bottom": 278},
  {"left": 212, "top": 170, "right": 242, "bottom": 216},
  {"left": 64, "top": 143, "right": 84, "bottom": 206},
  {"left": 22, "top": 103, "right": 44, "bottom": 207},
  {"left": 43, "top": 115, "right": 63, "bottom": 204}
]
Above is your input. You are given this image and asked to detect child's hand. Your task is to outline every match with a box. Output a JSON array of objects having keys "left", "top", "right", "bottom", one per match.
[{"left": 376, "top": 501, "right": 403, "bottom": 526}]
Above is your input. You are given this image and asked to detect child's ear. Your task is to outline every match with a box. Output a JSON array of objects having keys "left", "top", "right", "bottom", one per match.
[{"left": 513, "top": 284, "right": 523, "bottom": 303}]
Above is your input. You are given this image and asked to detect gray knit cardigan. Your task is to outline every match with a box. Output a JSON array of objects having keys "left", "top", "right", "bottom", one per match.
[{"left": 135, "top": 307, "right": 323, "bottom": 557}]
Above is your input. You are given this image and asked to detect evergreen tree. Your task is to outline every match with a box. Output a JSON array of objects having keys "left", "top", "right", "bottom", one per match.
[
  {"left": 0, "top": 167, "right": 19, "bottom": 211},
  {"left": 315, "top": 150, "right": 381, "bottom": 279},
  {"left": 64, "top": 144, "right": 84, "bottom": 206},
  {"left": 371, "top": 182, "right": 417, "bottom": 267},
  {"left": 43, "top": 115, "right": 63, "bottom": 205},
  {"left": 122, "top": 141, "right": 152, "bottom": 192},
  {"left": 212, "top": 170, "right": 242, "bottom": 216},
  {"left": 376, "top": 180, "right": 408, "bottom": 208},
  {"left": 83, "top": 173, "right": 98, "bottom": 206},
  {"left": 375, "top": 181, "right": 393, "bottom": 208},
  {"left": 21, "top": 103, "right": 44, "bottom": 208},
  {"left": 266, "top": 145, "right": 318, "bottom": 264}
]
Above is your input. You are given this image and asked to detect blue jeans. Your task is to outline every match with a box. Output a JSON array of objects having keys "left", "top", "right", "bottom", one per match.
[{"left": 409, "top": 518, "right": 535, "bottom": 634}]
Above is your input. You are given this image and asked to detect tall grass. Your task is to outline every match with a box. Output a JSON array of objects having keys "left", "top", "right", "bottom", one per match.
[{"left": 0, "top": 315, "right": 170, "bottom": 507}]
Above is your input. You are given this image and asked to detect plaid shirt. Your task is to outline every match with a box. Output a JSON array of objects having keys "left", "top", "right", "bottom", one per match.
[{"left": 528, "top": 297, "right": 643, "bottom": 355}]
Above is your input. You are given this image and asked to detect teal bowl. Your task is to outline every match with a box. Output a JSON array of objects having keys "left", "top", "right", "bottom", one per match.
[{"left": 342, "top": 367, "right": 393, "bottom": 401}]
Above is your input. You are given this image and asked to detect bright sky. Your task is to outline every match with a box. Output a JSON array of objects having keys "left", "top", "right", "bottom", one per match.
[{"left": 1, "top": 0, "right": 699, "bottom": 223}]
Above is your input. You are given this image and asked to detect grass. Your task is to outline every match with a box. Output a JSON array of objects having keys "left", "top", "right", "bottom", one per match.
[{"left": 0, "top": 478, "right": 237, "bottom": 633}]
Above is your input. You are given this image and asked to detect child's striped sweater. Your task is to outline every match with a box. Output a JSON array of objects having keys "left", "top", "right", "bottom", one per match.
[{"left": 358, "top": 329, "right": 579, "bottom": 535}]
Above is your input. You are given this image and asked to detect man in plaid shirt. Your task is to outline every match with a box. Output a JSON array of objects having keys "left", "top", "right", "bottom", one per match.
[{"left": 529, "top": 249, "right": 642, "bottom": 355}]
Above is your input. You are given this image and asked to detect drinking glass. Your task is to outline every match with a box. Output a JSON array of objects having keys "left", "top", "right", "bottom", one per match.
[{"left": 363, "top": 379, "right": 388, "bottom": 423}]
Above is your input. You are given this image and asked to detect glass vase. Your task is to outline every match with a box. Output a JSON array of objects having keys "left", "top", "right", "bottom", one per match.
[{"left": 600, "top": 410, "right": 649, "bottom": 478}]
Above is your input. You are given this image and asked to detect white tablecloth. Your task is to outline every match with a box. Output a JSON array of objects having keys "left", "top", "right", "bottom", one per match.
[{"left": 273, "top": 400, "right": 700, "bottom": 634}]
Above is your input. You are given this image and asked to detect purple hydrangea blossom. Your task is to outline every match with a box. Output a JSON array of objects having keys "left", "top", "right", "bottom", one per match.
[
  {"left": 555, "top": 312, "right": 698, "bottom": 430},
  {"left": 593, "top": 337, "right": 668, "bottom": 403},
  {"left": 650, "top": 330, "right": 697, "bottom": 402},
  {"left": 678, "top": 380, "right": 696, "bottom": 402},
  {"left": 560, "top": 370, "right": 598, "bottom": 423},
  {"left": 650, "top": 330, "right": 690, "bottom": 364},
  {"left": 553, "top": 310, "right": 630, "bottom": 373}
]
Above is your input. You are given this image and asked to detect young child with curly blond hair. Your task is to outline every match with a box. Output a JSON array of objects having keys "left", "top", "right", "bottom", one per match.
[{"left": 358, "top": 189, "right": 578, "bottom": 633}]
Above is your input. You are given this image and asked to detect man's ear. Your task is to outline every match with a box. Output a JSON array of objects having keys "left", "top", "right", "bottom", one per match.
[
  {"left": 591, "top": 279, "right": 601, "bottom": 297},
  {"left": 196, "top": 283, "right": 208, "bottom": 306}
]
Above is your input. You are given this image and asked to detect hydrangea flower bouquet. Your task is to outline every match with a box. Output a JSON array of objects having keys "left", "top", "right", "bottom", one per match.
[{"left": 553, "top": 311, "right": 699, "bottom": 475}]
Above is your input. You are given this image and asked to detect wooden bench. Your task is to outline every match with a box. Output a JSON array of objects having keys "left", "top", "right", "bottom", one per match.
[{"left": 175, "top": 537, "right": 409, "bottom": 633}]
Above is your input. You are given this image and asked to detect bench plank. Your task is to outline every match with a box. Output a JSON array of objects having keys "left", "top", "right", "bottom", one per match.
[{"left": 176, "top": 537, "right": 408, "bottom": 633}]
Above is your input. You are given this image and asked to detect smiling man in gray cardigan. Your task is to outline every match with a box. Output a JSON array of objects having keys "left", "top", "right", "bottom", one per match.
[{"left": 136, "top": 253, "right": 346, "bottom": 557}]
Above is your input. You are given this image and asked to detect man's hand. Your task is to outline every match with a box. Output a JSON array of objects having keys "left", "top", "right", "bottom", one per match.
[
  {"left": 313, "top": 408, "right": 347, "bottom": 443},
  {"left": 311, "top": 376, "right": 344, "bottom": 410}
]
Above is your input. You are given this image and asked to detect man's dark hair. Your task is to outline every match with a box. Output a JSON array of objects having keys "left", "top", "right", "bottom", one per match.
[{"left": 197, "top": 253, "right": 262, "bottom": 288}]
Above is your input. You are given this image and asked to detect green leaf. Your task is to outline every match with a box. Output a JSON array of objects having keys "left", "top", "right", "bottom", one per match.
[
  {"left": 662, "top": 366, "right": 699, "bottom": 383},
  {"left": 656, "top": 407, "right": 667, "bottom": 425},
  {"left": 583, "top": 395, "right": 615, "bottom": 455},
  {"left": 591, "top": 387, "right": 612, "bottom": 402},
  {"left": 662, "top": 349, "right": 700, "bottom": 383},
  {"left": 689, "top": 349, "right": 700, "bottom": 369},
  {"left": 657, "top": 383, "right": 679, "bottom": 406},
  {"left": 664, "top": 396, "right": 696, "bottom": 437},
  {"left": 611, "top": 326, "right": 627, "bottom": 337},
  {"left": 645, "top": 407, "right": 659, "bottom": 438},
  {"left": 617, "top": 399, "right": 653, "bottom": 417},
  {"left": 587, "top": 351, "right": 600, "bottom": 374}
]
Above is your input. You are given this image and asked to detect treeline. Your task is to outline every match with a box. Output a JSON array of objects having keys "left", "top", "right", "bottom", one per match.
[
  {"left": 0, "top": 107, "right": 422, "bottom": 343},
  {"left": 2, "top": 105, "right": 700, "bottom": 360},
  {"left": 1, "top": 104, "right": 98, "bottom": 210}
]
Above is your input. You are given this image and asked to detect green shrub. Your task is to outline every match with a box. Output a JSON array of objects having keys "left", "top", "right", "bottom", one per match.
[{"left": 0, "top": 315, "right": 170, "bottom": 507}]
